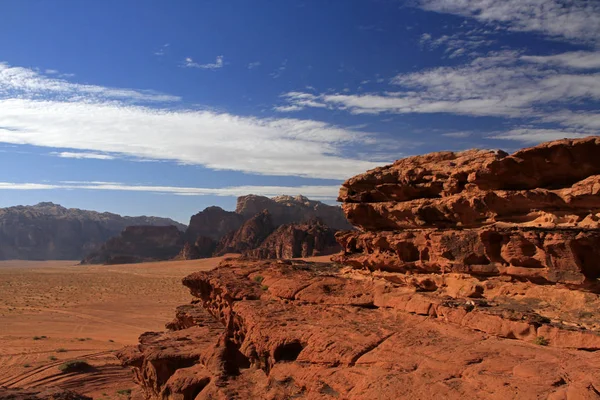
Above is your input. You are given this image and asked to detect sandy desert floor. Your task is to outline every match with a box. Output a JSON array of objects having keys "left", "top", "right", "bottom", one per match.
[
  {"left": 0, "top": 256, "right": 238, "bottom": 399},
  {"left": 0, "top": 255, "right": 334, "bottom": 399}
]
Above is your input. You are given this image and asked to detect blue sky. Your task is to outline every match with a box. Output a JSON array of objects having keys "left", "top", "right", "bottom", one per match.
[{"left": 1, "top": 0, "right": 599, "bottom": 223}]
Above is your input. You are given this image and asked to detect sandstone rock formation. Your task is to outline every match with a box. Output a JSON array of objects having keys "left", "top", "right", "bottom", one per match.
[
  {"left": 120, "top": 138, "right": 600, "bottom": 399},
  {"left": 336, "top": 136, "right": 600, "bottom": 290},
  {"left": 119, "top": 258, "right": 600, "bottom": 399},
  {"left": 184, "top": 206, "right": 245, "bottom": 243},
  {"left": 236, "top": 194, "right": 352, "bottom": 230},
  {"left": 82, "top": 225, "right": 185, "bottom": 264},
  {"left": 246, "top": 218, "right": 341, "bottom": 259},
  {"left": 176, "top": 236, "right": 217, "bottom": 260},
  {"left": 214, "top": 210, "right": 275, "bottom": 256},
  {"left": 0, "top": 202, "right": 185, "bottom": 260}
]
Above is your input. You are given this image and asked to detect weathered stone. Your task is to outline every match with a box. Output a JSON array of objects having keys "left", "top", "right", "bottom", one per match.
[
  {"left": 245, "top": 219, "right": 341, "bottom": 259},
  {"left": 334, "top": 227, "right": 600, "bottom": 288}
]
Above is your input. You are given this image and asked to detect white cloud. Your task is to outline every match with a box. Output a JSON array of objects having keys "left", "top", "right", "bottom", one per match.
[
  {"left": 488, "top": 129, "right": 592, "bottom": 143},
  {"left": 45, "top": 69, "right": 59, "bottom": 75},
  {"left": 0, "top": 98, "right": 385, "bottom": 179},
  {"left": 0, "top": 62, "right": 179, "bottom": 103},
  {"left": 247, "top": 61, "right": 261, "bottom": 69},
  {"left": 53, "top": 152, "right": 116, "bottom": 160},
  {"left": 276, "top": 51, "right": 600, "bottom": 121},
  {"left": 0, "top": 181, "right": 341, "bottom": 200},
  {"left": 0, "top": 62, "right": 388, "bottom": 180},
  {"left": 522, "top": 51, "right": 600, "bottom": 69},
  {"left": 183, "top": 56, "right": 224, "bottom": 70},
  {"left": 417, "top": 0, "right": 600, "bottom": 44}
]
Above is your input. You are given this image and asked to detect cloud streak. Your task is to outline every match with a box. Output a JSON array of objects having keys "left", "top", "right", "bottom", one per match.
[
  {"left": 417, "top": 0, "right": 600, "bottom": 45},
  {"left": 183, "top": 56, "right": 224, "bottom": 70},
  {"left": 0, "top": 62, "right": 389, "bottom": 180},
  {"left": 0, "top": 181, "right": 341, "bottom": 200}
]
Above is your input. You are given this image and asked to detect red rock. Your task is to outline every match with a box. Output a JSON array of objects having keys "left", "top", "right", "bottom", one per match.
[
  {"left": 338, "top": 136, "right": 600, "bottom": 204},
  {"left": 343, "top": 175, "right": 600, "bottom": 231},
  {"left": 245, "top": 218, "right": 341, "bottom": 259},
  {"left": 0, "top": 387, "right": 92, "bottom": 400},
  {"left": 236, "top": 194, "right": 352, "bottom": 230},
  {"left": 81, "top": 225, "right": 184, "bottom": 264},
  {"left": 214, "top": 210, "right": 275, "bottom": 256},
  {"left": 334, "top": 227, "right": 600, "bottom": 287},
  {"left": 119, "top": 259, "right": 600, "bottom": 399},
  {"left": 184, "top": 206, "right": 244, "bottom": 242}
]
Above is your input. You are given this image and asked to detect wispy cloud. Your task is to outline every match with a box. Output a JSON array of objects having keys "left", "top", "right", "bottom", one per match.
[
  {"left": 521, "top": 51, "right": 600, "bottom": 70},
  {"left": 53, "top": 152, "right": 116, "bottom": 160},
  {"left": 0, "top": 62, "right": 388, "bottom": 180},
  {"left": 154, "top": 43, "right": 170, "bottom": 56},
  {"left": 0, "top": 181, "right": 340, "bottom": 200},
  {"left": 270, "top": 59, "right": 288, "bottom": 79},
  {"left": 45, "top": 69, "right": 59, "bottom": 75},
  {"left": 0, "top": 62, "right": 179, "bottom": 103},
  {"left": 183, "top": 55, "right": 224, "bottom": 70},
  {"left": 275, "top": 50, "right": 600, "bottom": 124},
  {"left": 417, "top": 0, "right": 600, "bottom": 45},
  {"left": 247, "top": 61, "right": 261, "bottom": 69}
]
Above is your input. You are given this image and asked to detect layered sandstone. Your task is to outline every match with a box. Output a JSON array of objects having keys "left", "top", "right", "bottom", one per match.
[
  {"left": 119, "top": 259, "right": 600, "bottom": 399},
  {"left": 246, "top": 218, "right": 341, "bottom": 259},
  {"left": 81, "top": 225, "right": 185, "bottom": 264},
  {"left": 335, "top": 137, "right": 600, "bottom": 289}
]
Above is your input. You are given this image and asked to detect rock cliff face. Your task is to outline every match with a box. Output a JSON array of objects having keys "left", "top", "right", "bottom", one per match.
[
  {"left": 0, "top": 202, "right": 185, "bottom": 260},
  {"left": 185, "top": 206, "right": 244, "bottom": 242},
  {"left": 246, "top": 218, "right": 341, "bottom": 259},
  {"left": 236, "top": 194, "right": 352, "bottom": 230},
  {"left": 335, "top": 136, "right": 600, "bottom": 290},
  {"left": 120, "top": 137, "right": 600, "bottom": 399},
  {"left": 119, "top": 258, "right": 600, "bottom": 399},
  {"left": 214, "top": 210, "right": 275, "bottom": 256},
  {"left": 81, "top": 225, "right": 185, "bottom": 264}
]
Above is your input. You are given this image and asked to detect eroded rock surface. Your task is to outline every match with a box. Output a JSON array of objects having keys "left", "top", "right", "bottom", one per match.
[
  {"left": 0, "top": 387, "right": 92, "bottom": 400},
  {"left": 246, "top": 219, "right": 341, "bottom": 259},
  {"left": 119, "top": 259, "right": 600, "bottom": 400},
  {"left": 337, "top": 137, "right": 600, "bottom": 289}
]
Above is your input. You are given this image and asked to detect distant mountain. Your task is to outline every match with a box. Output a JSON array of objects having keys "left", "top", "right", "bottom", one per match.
[{"left": 0, "top": 202, "right": 186, "bottom": 260}]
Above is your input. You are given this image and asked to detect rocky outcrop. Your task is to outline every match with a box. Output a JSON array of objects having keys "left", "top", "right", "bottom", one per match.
[
  {"left": 119, "top": 258, "right": 600, "bottom": 399},
  {"left": 214, "top": 210, "right": 275, "bottom": 256},
  {"left": 236, "top": 194, "right": 352, "bottom": 230},
  {"left": 246, "top": 218, "right": 341, "bottom": 259},
  {"left": 184, "top": 206, "right": 244, "bottom": 242},
  {"left": 175, "top": 236, "right": 217, "bottom": 260},
  {"left": 0, "top": 202, "right": 185, "bottom": 260},
  {"left": 335, "top": 137, "right": 600, "bottom": 290},
  {"left": 81, "top": 225, "right": 184, "bottom": 264}
]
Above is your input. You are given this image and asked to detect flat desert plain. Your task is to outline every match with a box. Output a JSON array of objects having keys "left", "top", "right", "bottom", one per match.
[{"left": 0, "top": 256, "right": 234, "bottom": 399}]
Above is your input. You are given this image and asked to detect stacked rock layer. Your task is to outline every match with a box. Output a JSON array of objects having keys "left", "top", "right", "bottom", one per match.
[{"left": 335, "top": 136, "right": 600, "bottom": 290}]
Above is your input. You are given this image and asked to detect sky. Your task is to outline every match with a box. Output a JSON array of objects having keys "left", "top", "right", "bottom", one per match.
[{"left": 0, "top": 0, "right": 599, "bottom": 223}]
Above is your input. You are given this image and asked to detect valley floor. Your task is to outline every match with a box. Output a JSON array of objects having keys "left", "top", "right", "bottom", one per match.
[{"left": 0, "top": 257, "right": 235, "bottom": 399}]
